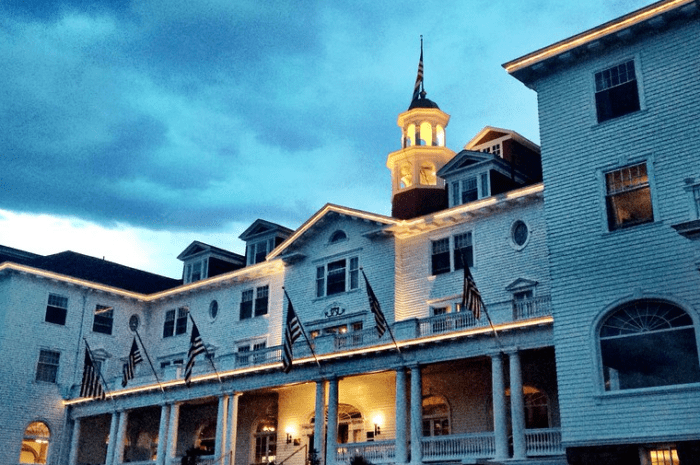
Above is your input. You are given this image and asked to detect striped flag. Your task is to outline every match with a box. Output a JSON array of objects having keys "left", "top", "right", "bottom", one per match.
[
  {"left": 121, "top": 337, "right": 143, "bottom": 387},
  {"left": 461, "top": 264, "right": 484, "bottom": 320},
  {"left": 362, "top": 269, "right": 388, "bottom": 338},
  {"left": 282, "top": 292, "right": 302, "bottom": 373},
  {"left": 412, "top": 38, "right": 424, "bottom": 101},
  {"left": 184, "top": 322, "right": 206, "bottom": 386},
  {"left": 80, "top": 348, "right": 105, "bottom": 399}
]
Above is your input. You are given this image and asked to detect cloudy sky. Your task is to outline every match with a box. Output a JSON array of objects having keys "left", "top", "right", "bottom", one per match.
[{"left": 0, "top": 0, "right": 653, "bottom": 278}]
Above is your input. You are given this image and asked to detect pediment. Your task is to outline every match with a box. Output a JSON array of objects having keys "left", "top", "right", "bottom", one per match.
[
  {"left": 505, "top": 278, "right": 538, "bottom": 291},
  {"left": 239, "top": 219, "right": 293, "bottom": 242},
  {"left": 437, "top": 149, "right": 494, "bottom": 177}
]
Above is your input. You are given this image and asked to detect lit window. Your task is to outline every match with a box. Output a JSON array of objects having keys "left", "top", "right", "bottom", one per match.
[
  {"left": 254, "top": 418, "right": 277, "bottom": 464},
  {"left": 400, "top": 163, "right": 413, "bottom": 188},
  {"left": 420, "top": 162, "right": 437, "bottom": 185},
  {"left": 45, "top": 294, "right": 68, "bottom": 326},
  {"left": 316, "top": 257, "right": 359, "bottom": 297},
  {"left": 649, "top": 446, "right": 679, "bottom": 465},
  {"left": 163, "top": 307, "right": 188, "bottom": 338},
  {"left": 36, "top": 350, "right": 60, "bottom": 383},
  {"left": 422, "top": 396, "right": 450, "bottom": 436},
  {"left": 19, "top": 421, "right": 50, "bottom": 464},
  {"left": 605, "top": 162, "right": 653, "bottom": 230},
  {"left": 600, "top": 300, "right": 700, "bottom": 390},
  {"left": 595, "top": 60, "right": 640, "bottom": 123},
  {"left": 92, "top": 305, "right": 113, "bottom": 335},
  {"left": 240, "top": 286, "right": 269, "bottom": 320}
]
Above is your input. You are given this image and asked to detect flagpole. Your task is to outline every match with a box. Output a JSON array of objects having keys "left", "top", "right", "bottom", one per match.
[
  {"left": 481, "top": 305, "right": 504, "bottom": 351},
  {"left": 83, "top": 338, "right": 115, "bottom": 405},
  {"left": 187, "top": 312, "right": 225, "bottom": 387},
  {"left": 283, "top": 288, "right": 321, "bottom": 369},
  {"left": 133, "top": 329, "right": 166, "bottom": 394},
  {"left": 460, "top": 250, "right": 503, "bottom": 351},
  {"left": 360, "top": 268, "right": 401, "bottom": 355}
]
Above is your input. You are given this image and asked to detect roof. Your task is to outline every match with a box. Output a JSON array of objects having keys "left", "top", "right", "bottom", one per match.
[
  {"left": 26, "top": 251, "right": 181, "bottom": 294},
  {"left": 239, "top": 219, "right": 294, "bottom": 242},
  {"left": 503, "top": 0, "right": 698, "bottom": 86},
  {"left": 177, "top": 240, "right": 244, "bottom": 262},
  {"left": 408, "top": 95, "right": 440, "bottom": 110},
  {"left": 0, "top": 245, "right": 41, "bottom": 266}
]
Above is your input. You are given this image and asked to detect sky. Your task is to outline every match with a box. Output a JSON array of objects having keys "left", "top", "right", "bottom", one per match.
[{"left": 0, "top": 0, "right": 655, "bottom": 278}]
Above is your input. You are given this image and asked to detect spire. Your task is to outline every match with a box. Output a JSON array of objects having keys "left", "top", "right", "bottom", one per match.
[{"left": 412, "top": 36, "right": 424, "bottom": 102}]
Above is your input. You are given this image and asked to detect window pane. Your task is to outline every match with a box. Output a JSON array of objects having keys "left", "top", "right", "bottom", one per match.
[
  {"left": 92, "top": 305, "right": 113, "bottom": 335},
  {"left": 240, "top": 290, "right": 253, "bottom": 320},
  {"left": 595, "top": 60, "right": 640, "bottom": 122},
  {"left": 255, "top": 286, "right": 269, "bottom": 316},
  {"left": 45, "top": 294, "right": 68, "bottom": 325},
  {"left": 175, "top": 307, "right": 188, "bottom": 335},
  {"left": 36, "top": 350, "right": 60, "bottom": 383},
  {"left": 326, "top": 260, "right": 346, "bottom": 295},
  {"left": 453, "top": 232, "right": 473, "bottom": 270},
  {"left": 606, "top": 163, "right": 653, "bottom": 230},
  {"left": 349, "top": 257, "right": 359, "bottom": 290},
  {"left": 461, "top": 177, "right": 478, "bottom": 203},
  {"left": 163, "top": 309, "right": 175, "bottom": 337},
  {"left": 431, "top": 239, "right": 450, "bottom": 275},
  {"left": 316, "top": 266, "right": 325, "bottom": 298}
]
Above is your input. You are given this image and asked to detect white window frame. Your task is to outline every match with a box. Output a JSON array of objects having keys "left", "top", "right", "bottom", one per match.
[
  {"left": 239, "top": 285, "right": 269, "bottom": 320},
  {"left": 184, "top": 258, "right": 208, "bottom": 284},
  {"left": 92, "top": 304, "right": 114, "bottom": 335},
  {"left": 36, "top": 349, "right": 60, "bottom": 383},
  {"left": 604, "top": 160, "right": 654, "bottom": 231},
  {"left": 450, "top": 173, "right": 489, "bottom": 207},
  {"left": 591, "top": 55, "right": 645, "bottom": 125},
  {"left": 315, "top": 256, "right": 359, "bottom": 298},
  {"left": 248, "top": 239, "right": 275, "bottom": 265},
  {"left": 45, "top": 293, "right": 68, "bottom": 326},
  {"left": 430, "top": 232, "right": 474, "bottom": 276},
  {"left": 163, "top": 307, "right": 189, "bottom": 338}
]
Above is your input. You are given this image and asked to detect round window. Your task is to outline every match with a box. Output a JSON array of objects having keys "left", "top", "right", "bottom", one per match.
[
  {"left": 511, "top": 220, "right": 529, "bottom": 248},
  {"left": 128, "top": 314, "right": 140, "bottom": 332},
  {"left": 209, "top": 300, "right": 219, "bottom": 320}
]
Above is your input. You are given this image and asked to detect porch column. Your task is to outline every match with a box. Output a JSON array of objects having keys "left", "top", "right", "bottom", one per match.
[
  {"left": 491, "top": 353, "right": 508, "bottom": 461},
  {"left": 314, "top": 379, "right": 326, "bottom": 460},
  {"left": 105, "top": 411, "right": 119, "bottom": 465},
  {"left": 409, "top": 365, "right": 422, "bottom": 465},
  {"left": 156, "top": 403, "right": 170, "bottom": 465},
  {"left": 167, "top": 403, "right": 180, "bottom": 461},
  {"left": 509, "top": 350, "right": 527, "bottom": 459},
  {"left": 114, "top": 410, "right": 128, "bottom": 464},
  {"left": 215, "top": 394, "right": 228, "bottom": 459},
  {"left": 226, "top": 393, "right": 240, "bottom": 465},
  {"left": 67, "top": 417, "right": 81, "bottom": 465},
  {"left": 394, "top": 368, "right": 408, "bottom": 464},
  {"left": 325, "top": 377, "right": 339, "bottom": 465}
]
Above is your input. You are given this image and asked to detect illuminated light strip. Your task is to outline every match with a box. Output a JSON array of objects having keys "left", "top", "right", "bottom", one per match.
[
  {"left": 503, "top": 0, "right": 693, "bottom": 73},
  {"left": 63, "top": 316, "right": 553, "bottom": 406}
]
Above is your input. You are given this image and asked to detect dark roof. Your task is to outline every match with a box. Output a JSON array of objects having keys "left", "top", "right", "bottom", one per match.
[
  {"left": 26, "top": 251, "right": 181, "bottom": 294},
  {"left": 0, "top": 245, "right": 42, "bottom": 266},
  {"left": 408, "top": 96, "right": 440, "bottom": 110}
]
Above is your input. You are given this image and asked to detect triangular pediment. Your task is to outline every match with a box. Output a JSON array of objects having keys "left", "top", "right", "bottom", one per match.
[
  {"left": 239, "top": 219, "right": 293, "bottom": 242},
  {"left": 177, "top": 241, "right": 212, "bottom": 260},
  {"left": 437, "top": 149, "right": 495, "bottom": 177},
  {"left": 505, "top": 278, "right": 538, "bottom": 291}
]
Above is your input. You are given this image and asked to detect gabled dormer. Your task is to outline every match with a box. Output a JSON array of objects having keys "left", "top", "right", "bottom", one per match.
[
  {"left": 239, "top": 219, "right": 293, "bottom": 266},
  {"left": 177, "top": 241, "right": 245, "bottom": 284},
  {"left": 438, "top": 127, "right": 541, "bottom": 208}
]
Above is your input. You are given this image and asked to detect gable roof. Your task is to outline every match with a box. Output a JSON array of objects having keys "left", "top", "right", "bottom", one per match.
[
  {"left": 437, "top": 149, "right": 497, "bottom": 177},
  {"left": 267, "top": 204, "right": 398, "bottom": 260},
  {"left": 177, "top": 240, "right": 244, "bottom": 262},
  {"left": 239, "top": 219, "right": 294, "bottom": 242},
  {"left": 0, "top": 245, "right": 41, "bottom": 266},
  {"left": 464, "top": 126, "right": 540, "bottom": 153}
]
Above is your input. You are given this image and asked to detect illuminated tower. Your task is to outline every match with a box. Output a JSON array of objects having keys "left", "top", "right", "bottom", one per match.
[{"left": 387, "top": 39, "right": 455, "bottom": 219}]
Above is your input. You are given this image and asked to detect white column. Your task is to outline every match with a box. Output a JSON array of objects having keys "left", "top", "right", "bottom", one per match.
[
  {"left": 114, "top": 410, "right": 129, "bottom": 465},
  {"left": 105, "top": 411, "right": 119, "bottom": 465},
  {"left": 509, "top": 350, "right": 527, "bottom": 459},
  {"left": 68, "top": 417, "right": 81, "bottom": 465},
  {"left": 156, "top": 404, "right": 170, "bottom": 465},
  {"left": 215, "top": 395, "right": 228, "bottom": 458},
  {"left": 325, "top": 377, "right": 339, "bottom": 465},
  {"left": 226, "top": 393, "right": 240, "bottom": 465},
  {"left": 394, "top": 368, "right": 408, "bottom": 464},
  {"left": 409, "top": 365, "right": 422, "bottom": 465},
  {"left": 313, "top": 379, "right": 326, "bottom": 460},
  {"left": 491, "top": 353, "right": 508, "bottom": 461},
  {"left": 167, "top": 403, "right": 180, "bottom": 461}
]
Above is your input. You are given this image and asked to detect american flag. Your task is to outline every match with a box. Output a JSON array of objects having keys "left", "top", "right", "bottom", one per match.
[
  {"left": 362, "top": 269, "right": 388, "bottom": 338},
  {"left": 282, "top": 292, "right": 302, "bottom": 373},
  {"left": 184, "top": 322, "right": 206, "bottom": 386},
  {"left": 121, "top": 338, "right": 143, "bottom": 387},
  {"left": 80, "top": 348, "right": 105, "bottom": 400},
  {"left": 462, "top": 264, "right": 484, "bottom": 320},
  {"left": 413, "top": 43, "right": 424, "bottom": 101}
]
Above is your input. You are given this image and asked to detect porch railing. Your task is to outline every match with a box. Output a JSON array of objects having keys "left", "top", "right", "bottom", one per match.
[
  {"left": 235, "top": 346, "right": 282, "bottom": 368},
  {"left": 525, "top": 428, "right": 563, "bottom": 456},
  {"left": 336, "top": 440, "right": 395, "bottom": 464},
  {"left": 513, "top": 295, "right": 552, "bottom": 320},
  {"left": 421, "top": 432, "right": 495, "bottom": 461},
  {"left": 418, "top": 311, "right": 481, "bottom": 337},
  {"left": 334, "top": 327, "right": 380, "bottom": 350}
]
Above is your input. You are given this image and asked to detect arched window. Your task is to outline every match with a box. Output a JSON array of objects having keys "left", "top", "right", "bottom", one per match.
[
  {"left": 506, "top": 385, "right": 549, "bottom": 429},
  {"left": 436, "top": 125, "right": 445, "bottom": 147},
  {"left": 308, "top": 404, "right": 364, "bottom": 443},
  {"left": 329, "top": 230, "right": 347, "bottom": 243},
  {"left": 195, "top": 420, "right": 216, "bottom": 455},
  {"left": 399, "top": 163, "right": 413, "bottom": 188},
  {"left": 419, "top": 122, "right": 432, "bottom": 146},
  {"left": 599, "top": 299, "right": 700, "bottom": 390},
  {"left": 19, "top": 422, "right": 50, "bottom": 464},
  {"left": 254, "top": 418, "right": 277, "bottom": 464},
  {"left": 420, "top": 162, "right": 437, "bottom": 186},
  {"left": 406, "top": 124, "right": 416, "bottom": 147},
  {"left": 422, "top": 395, "right": 450, "bottom": 436}
]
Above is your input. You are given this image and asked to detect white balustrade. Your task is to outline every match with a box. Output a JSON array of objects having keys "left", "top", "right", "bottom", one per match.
[
  {"left": 336, "top": 440, "right": 395, "bottom": 464},
  {"left": 421, "top": 432, "right": 495, "bottom": 461},
  {"left": 525, "top": 428, "right": 563, "bottom": 456}
]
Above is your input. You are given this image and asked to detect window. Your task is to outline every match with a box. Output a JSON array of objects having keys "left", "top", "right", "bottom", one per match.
[
  {"left": 600, "top": 300, "right": 700, "bottom": 391},
  {"left": 316, "top": 257, "right": 359, "bottom": 297},
  {"left": 422, "top": 396, "right": 450, "bottom": 436},
  {"left": 36, "top": 350, "right": 60, "bottom": 383},
  {"left": 92, "top": 305, "right": 113, "bottom": 335},
  {"left": 605, "top": 162, "right": 653, "bottom": 231},
  {"left": 511, "top": 220, "right": 529, "bottom": 248},
  {"left": 208, "top": 300, "right": 219, "bottom": 320},
  {"left": 248, "top": 239, "right": 275, "bottom": 265},
  {"left": 19, "top": 421, "right": 50, "bottom": 464},
  {"left": 648, "top": 446, "right": 679, "bottom": 465},
  {"left": 240, "top": 286, "right": 269, "bottom": 320},
  {"left": 420, "top": 162, "right": 437, "bottom": 185},
  {"left": 45, "top": 294, "right": 67, "bottom": 326},
  {"left": 162, "top": 307, "right": 188, "bottom": 338},
  {"left": 399, "top": 162, "right": 413, "bottom": 188},
  {"left": 481, "top": 143, "right": 501, "bottom": 156},
  {"left": 237, "top": 341, "right": 267, "bottom": 365},
  {"left": 254, "top": 418, "right": 277, "bottom": 464},
  {"left": 595, "top": 60, "right": 640, "bottom": 123},
  {"left": 184, "top": 259, "right": 208, "bottom": 283},
  {"left": 329, "top": 230, "right": 347, "bottom": 243},
  {"left": 450, "top": 173, "right": 489, "bottom": 207},
  {"left": 693, "top": 185, "right": 700, "bottom": 218},
  {"left": 432, "top": 233, "right": 474, "bottom": 276}
]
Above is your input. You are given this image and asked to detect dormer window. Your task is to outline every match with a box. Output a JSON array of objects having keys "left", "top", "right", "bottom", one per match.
[
  {"left": 481, "top": 143, "right": 501, "bottom": 156},
  {"left": 450, "top": 173, "right": 489, "bottom": 207},
  {"left": 185, "top": 258, "right": 208, "bottom": 284},
  {"left": 249, "top": 239, "right": 274, "bottom": 265}
]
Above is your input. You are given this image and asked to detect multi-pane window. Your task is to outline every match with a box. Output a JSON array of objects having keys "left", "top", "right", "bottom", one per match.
[
  {"left": 240, "top": 286, "right": 269, "bottom": 320},
  {"left": 163, "top": 307, "right": 188, "bottom": 338},
  {"left": 248, "top": 239, "right": 276, "bottom": 265},
  {"left": 316, "top": 257, "right": 359, "bottom": 297},
  {"left": 36, "top": 349, "right": 60, "bottom": 383},
  {"left": 595, "top": 60, "right": 640, "bottom": 123},
  {"left": 422, "top": 396, "right": 450, "bottom": 437},
  {"left": 184, "top": 259, "right": 207, "bottom": 283},
  {"left": 649, "top": 447, "right": 679, "bottom": 465},
  {"left": 45, "top": 294, "right": 68, "bottom": 325},
  {"left": 450, "top": 173, "right": 489, "bottom": 207},
  {"left": 605, "top": 162, "right": 653, "bottom": 231},
  {"left": 693, "top": 185, "right": 700, "bottom": 218},
  {"left": 20, "top": 422, "right": 50, "bottom": 464},
  {"left": 92, "top": 305, "right": 114, "bottom": 335},
  {"left": 432, "top": 233, "right": 474, "bottom": 275}
]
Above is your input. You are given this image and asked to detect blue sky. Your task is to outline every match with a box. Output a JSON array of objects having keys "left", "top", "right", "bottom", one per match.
[{"left": 0, "top": 0, "right": 654, "bottom": 278}]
